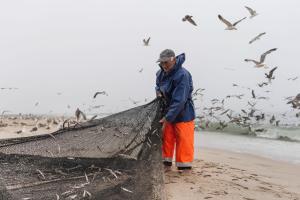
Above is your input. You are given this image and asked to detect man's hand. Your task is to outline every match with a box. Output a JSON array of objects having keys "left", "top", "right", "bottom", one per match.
[
  {"left": 159, "top": 117, "right": 167, "bottom": 132},
  {"left": 159, "top": 117, "right": 166, "bottom": 123}
]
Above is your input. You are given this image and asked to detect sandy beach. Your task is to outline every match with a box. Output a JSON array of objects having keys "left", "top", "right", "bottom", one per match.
[
  {"left": 0, "top": 115, "right": 68, "bottom": 139},
  {"left": 1, "top": 117, "right": 300, "bottom": 199},
  {"left": 165, "top": 147, "right": 300, "bottom": 200}
]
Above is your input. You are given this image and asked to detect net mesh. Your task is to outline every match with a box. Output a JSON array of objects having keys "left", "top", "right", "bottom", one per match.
[{"left": 0, "top": 99, "right": 166, "bottom": 200}]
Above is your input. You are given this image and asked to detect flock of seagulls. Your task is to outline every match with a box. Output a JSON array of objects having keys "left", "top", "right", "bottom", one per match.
[
  {"left": 0, "top": 5, "right": 299, "bottom": 137},
  {"left": 180, "top": 6, "right": 299, "bottom": 132}
]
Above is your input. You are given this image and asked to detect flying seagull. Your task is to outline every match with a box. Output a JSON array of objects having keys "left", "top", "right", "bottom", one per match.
[
  {"left": 138, "top": 68, "right": 143, "bottom": 73},
  {"left": 245, "top": 6, "right": 258, "bottom": 18},
  {"left": 218, "top": 15, "right": 246, "bottom": 30},
  {"left": 287, "top": 93, "right": 300, "bottom": 108},
  {"left": 244, "top": 48, "right": 277, "bottom": 68},
  {"left": 265, "top": 67, "right": 278, "bottom": 82},
  {"left": 93, "top": 91, "right": 108, "bottom": 98},
  {"left": 182, "top": 15, "right": 197, "bottom": 26},
  {"left": 143, "top": 37, "right": 151, "bottom": 46},
  {"left": 129, "top": 97, "right": 140, "bottom": 105},
  {"left": 249, "top": 32, "right": 266, "bottom": 44},
  {"left": 287, "top": 76, "right": 298, "bottom": 81},
  {"left": 258, "top": 82, "right": 268, "bottom": 87},
  {"left": 251, "top": 90, "right": 256, "bottom": 99}
]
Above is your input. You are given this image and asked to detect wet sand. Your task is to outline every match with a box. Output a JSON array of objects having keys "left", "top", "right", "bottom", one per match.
[{"left": 165, "top": 147, "right": 300, "bottom": 200}]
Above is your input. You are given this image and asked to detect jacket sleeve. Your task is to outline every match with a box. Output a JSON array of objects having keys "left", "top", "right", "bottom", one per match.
[
  {"left": 165, "top": 73, "right": 190, "bottom": 123},
  {"left": 155, "top": 70, "right": 162, "bottom": 92}
]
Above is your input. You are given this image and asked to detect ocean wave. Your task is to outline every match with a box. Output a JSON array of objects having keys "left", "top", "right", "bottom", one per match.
[{"left": 195, "top": 122, "right": 300, "bottom": 142}]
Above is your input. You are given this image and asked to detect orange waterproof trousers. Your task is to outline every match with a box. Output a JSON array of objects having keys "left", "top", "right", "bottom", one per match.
[{"left": 162, "top": 120, "right": 194, "bottom": 167}]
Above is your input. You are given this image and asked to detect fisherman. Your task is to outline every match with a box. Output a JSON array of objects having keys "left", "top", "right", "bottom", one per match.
[{"left": 155, "top": 49, "right": 195, "bottom": 172}]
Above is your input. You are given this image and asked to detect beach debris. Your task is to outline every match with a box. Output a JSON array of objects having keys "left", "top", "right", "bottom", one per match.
[
  {"left": 104, "top": 168, "right": 118, "bottom": 179},
  {"left": 121, "top": 187, "right": 133, "bottom": 193},
  {"left": 36, "top": 169, "right": 46, "bottom": 180},
  {"left": 83, "top": 190, "right": 92, "bottom": 198}
]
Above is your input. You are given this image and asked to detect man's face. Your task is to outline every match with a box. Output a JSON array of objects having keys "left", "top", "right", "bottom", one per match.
[{"left": 160, "top": 57, "right": 176, "bottom": 72}]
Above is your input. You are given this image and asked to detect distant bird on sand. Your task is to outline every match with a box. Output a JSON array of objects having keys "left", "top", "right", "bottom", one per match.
[
  {"left": 93, "top": 91, "right": 108, "bottom": 98},
  {"left": 182, "top": 15, "right": 197, "bottom": 26},
  {"left": 218, "top": 15, "right": 246, "bottom": 30},
  {"left": 249, "top": 32, "right": 266, "bottom": 44},
  {"left": 143, "top": 37, "right": 151, "bottom": 46},
  {"left": 244, "top": 48, "right": 277, "bottom": 68},
  {"left": 75, "top": 108, "right": 86, "bottom": 122},
  {"left": 265, "top": 67, "right": 278, "bottom": 82},
  {"left": 30, "top": 127, "right": 38, "bottom": 132},
  {"left": 245, "top": 6, "right": 258, "bottom": 18}
]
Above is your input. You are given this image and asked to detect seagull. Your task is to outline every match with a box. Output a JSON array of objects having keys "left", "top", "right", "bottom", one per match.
[
  {"left": 258, "top": 82, "right": 268, "bottom": 87},
  {"left": 287, "top": 93, "right": 300, "bottom": 108},
  {"left": 251, "top": 90, "right": 256, "bottom": 99},
  {"left": 129, "top": 98, "right": 140, "bottom": 105},
  {"left": 193, "top": 88, "right": 205, "bottom": 96},
  {"left": 35, "top": 102, "right": 39, "bottom": 106},
  {"left": 244, "top": 48, "right": 277, "bottom": 68},
  {"left": 269, "top": 115, "right": 275, "bottom": 124},
  {"left": 245, "top": 6, "right": 258, "bottom": 18},
  {"left": 249, "top": 32, "right": 266, "bottom": 44},
  {"left": 182, "top": 15, "right": 197, "bottom": 26},
  {"left": 75, "top": 108, "right": 86, "bottom": 122},
  {"left": 218, "top": 15, "right": 246, "bottom": 30},
  {"left": 287, "top": 76, "right": 298, "bottom": 81},
  {"left": 143, "top": 37, "right": 151, "bottom": 46},
  {"left": 265, "top": 67, "right": 278, "bottom": 82},
  {"left": 138, "top": 68, "right": 143, "bottom": 73},
  {"left": 93, "top": 91, "right": 108, "bottom": 98}
]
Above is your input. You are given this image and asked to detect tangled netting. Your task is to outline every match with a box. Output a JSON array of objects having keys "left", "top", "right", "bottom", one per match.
[{"left": 0, "top": 99, "right": 166, "bottom": 200}]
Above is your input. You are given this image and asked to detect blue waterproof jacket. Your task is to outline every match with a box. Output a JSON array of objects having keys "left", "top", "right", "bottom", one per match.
[{"left": 155, "top": 53, "right": 195, "bottom": 123}]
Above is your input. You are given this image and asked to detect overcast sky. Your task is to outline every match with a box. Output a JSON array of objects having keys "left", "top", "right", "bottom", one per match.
[{"left": 0, "top": 0, "right": 299, "bottom": 116}]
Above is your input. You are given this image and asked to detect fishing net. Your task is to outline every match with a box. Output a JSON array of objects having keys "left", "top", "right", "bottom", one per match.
[{"left": 0, "top": 99, "right": 166, "bottom": 200}]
